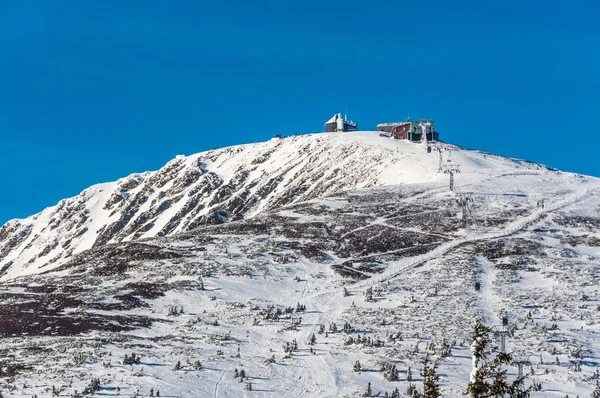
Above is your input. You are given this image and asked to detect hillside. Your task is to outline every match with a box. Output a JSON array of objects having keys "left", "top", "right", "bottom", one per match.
[
  {"left": 0, "top": 132, "right": 599, "bottom": 397},
  {"left": 0, "top": 132, "right": 539, "bottom": 281}
]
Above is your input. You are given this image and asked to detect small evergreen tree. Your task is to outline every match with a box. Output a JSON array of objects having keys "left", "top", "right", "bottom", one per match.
[
  {"left": 592, "top": 378, "right": 600, "bottom": 398},
  {"left": 123, "top": 352, "right": 141, "bottom": 365},
  {"left": 353, "top": 360, "right": 362, "bottom": 373},
  {"left": 364, "top": 382, "right": 373, "bottom": 397},
  {"left": 365, "top": 287, "right": 374, "bottom": 302},
  {"left": 407, "top": 366, "right": 413, "bottom": 382},
  {"left": 467, "top": 319, "right": 531, "bottom": 397},
  {"left": 309, "top": 333, "right": 317, "bottom": 345},
  {"left": 383, "top": 363, "right": 399, "bottom": 381},
  {"left": 173, "top": 360, "right": 183, "bottom": 371},
  {"left": 421, "top": 355, "right": 440, "bottom": 398},
  {"left": 343, "top": 321, "right": 353, "bottom": 334}
]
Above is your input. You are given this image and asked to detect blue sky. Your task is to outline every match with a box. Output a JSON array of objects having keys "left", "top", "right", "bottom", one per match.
[{"left": 1, "top": 1, "right": 599, "bottom": 224}]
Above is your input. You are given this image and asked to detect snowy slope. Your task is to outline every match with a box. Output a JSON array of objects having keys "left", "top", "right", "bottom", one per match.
[
  {"left": 0, "top": 132, "right": 542, "bottom": 281},
  {"left": 0, "top": 166, "right": 599, "bottom": 397}
]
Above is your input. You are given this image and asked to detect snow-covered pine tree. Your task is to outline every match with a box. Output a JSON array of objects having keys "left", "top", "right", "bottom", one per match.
[
  {"left": 343, "top": 321, "right": 353, "bottom": 334},
  {"left": 421, "top": 354, "right": 440, "bottom": 398},
  {"left": 592, "top": 378, "right": 600, "bottom": 398},
  {"left": 365, "top": 287, "right": 374, "bottom": 302},
  {"left": 173, "top": 360, "right": 182, "bottom": 371},
  {"left": 383, "top": 363, "right": 399, "bottom": 381},
  {"left": 407, "top": 383, "right": 417, "bottom": 396},
  {"left": 467, "top": 319, "right": 531, "bottom": 397}
]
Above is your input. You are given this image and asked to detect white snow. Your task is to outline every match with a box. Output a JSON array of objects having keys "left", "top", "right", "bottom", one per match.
[{"left": 0, "top": 132, "right": 599, "bottom": 397}]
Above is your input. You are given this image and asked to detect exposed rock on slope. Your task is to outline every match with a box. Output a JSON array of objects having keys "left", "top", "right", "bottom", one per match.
[{"left": 0, "top": 132, "right": 541, "bottom": 280}]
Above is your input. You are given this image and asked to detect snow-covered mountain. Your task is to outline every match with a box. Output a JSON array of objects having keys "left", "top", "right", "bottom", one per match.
[
  {"left": 0, "top": 132, "right": 541, "bottom": 281},
  {"left": 1, "top": 132, "right": 599, "bottom": 397}
]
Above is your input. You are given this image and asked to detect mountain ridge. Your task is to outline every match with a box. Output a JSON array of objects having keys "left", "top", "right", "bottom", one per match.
[
  {"left": 0, "top": 132, "right": 546, "bottom": 281},
  {"left": 0, "top": 132, "right": 599, "bottom": 396}
]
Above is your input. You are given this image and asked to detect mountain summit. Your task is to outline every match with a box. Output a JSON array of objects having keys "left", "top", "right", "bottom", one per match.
[
  {"left": 0, "top": 132, "right": 538, "bottom": 280},
  {"left": 1, "top": 132, "right": 599, "bottom": 397}
]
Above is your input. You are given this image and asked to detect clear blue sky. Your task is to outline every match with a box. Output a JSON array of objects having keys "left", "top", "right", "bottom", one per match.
[{"left": 1, "top": 1, "right": 599, "bottom": 224}]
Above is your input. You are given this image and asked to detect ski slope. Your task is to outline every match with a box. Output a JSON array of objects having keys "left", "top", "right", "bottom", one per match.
[
  {"left": 0, "top": 132, "right": 599, "bottom": 397},
  {"left": 0, "top": 132, "right": 543, "bottom": 281}
]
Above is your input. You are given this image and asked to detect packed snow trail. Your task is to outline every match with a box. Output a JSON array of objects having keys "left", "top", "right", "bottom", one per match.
[
  {"left": 214, "top": 370, "right": 226, "bottom": 397},
  {"left": 474, "top": 256, "right": 501, "bottom": 325},
  {"left": 351, "top": 186, "right": 595, "bottom": 291}
]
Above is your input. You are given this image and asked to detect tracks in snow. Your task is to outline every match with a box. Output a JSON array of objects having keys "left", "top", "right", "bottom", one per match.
[{"left": 351, "top": 186, "right": 594, "bottom": 291}]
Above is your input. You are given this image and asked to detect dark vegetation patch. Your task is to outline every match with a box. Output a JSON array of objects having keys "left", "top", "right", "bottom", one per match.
[
  {"left": 124, "top": 282, "right": 166, "bottom": 299},
  {"left": 560, "top": 234, "right": 600, "bottom": 247},
  {"left": 0, "top": 362, "right": 31, "bottom": 378},
  {"left": 279, "top": 222, "right": 331, "bottom": 240},
  {"left": 283, "top": 203, "right": 333, "bottom": 217},
  {"left": 494, "top": 261, "right": 539, "bottom": 272},
  {"left": 473, "top": 238, "right": 543, "bottom": 260},
  {"left": 0, "top": 292, "right": 153, "bottom": 337},
  {"left": 332, "top": 260, "right": 385, "bottom": 279},
  {"left": 331, "top": 264, "right": 372, "bottom": 280},
  {"left": 336, "top": 224, "right": 447, "bottom": 258},
  {"left": 554, "top": 215, "right": 600, "bottom": 230},
  {"left": 387, "top": 209, "right": 460, "bottom": 234},
  {"left": 25, "top": 284, "right": 57, "bottom": 294},
  {"left": 112, "top": 294, "right": 149, "bottom": 309},
  {"left": 55, "top": 242, "right": 184, "bottom": 276},
  {"left": 298, "top": 243, "right": 331, "bottom": 262}
]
